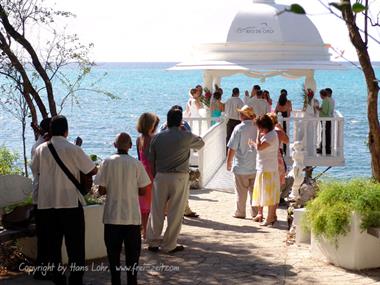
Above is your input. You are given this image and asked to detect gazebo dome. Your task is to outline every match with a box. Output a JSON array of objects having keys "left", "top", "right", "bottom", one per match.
[
  {"left": 170, "top": 0, "right": 344, "bottom": 91},
  {"left": 191, "top": 0, "right": 330, "bottom": 64},
  {"left": 227, "top": 0, "right": 324, "bottom": 45}
]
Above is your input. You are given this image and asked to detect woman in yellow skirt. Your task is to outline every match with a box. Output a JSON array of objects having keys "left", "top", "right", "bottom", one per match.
[{"left": 250, "top": 114, "right": 280, "bottom": 226}]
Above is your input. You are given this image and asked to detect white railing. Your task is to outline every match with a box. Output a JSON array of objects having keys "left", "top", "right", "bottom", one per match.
[
  {"left": 184, "top": 117, "right": 226, "bottom": 187},
  {"left": 185, "top": 110, "right": 345, "bottom": 188},
  {"left": 279, "top": 110, "right": 345, "bottom": 167}
]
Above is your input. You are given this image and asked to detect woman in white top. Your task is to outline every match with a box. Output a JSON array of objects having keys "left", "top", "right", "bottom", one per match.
[
  {"left": 303, "top": 89, "right": 319, "bottom": 156},
  {"left": 250, "top": 114, "right": 280, "bottom": 226}
]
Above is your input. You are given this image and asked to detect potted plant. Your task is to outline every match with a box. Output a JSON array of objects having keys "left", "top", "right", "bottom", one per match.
[
  {"left": 303, "top": 179, "right": 380, "bottom": 270},
  {"left": 17, "top": 192, "right": 106, "bottom": 263}
]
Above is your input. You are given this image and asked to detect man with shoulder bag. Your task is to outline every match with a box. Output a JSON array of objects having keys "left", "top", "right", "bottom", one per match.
[{"left": 31, "top": 115, "right": 97, "bottom": 285}]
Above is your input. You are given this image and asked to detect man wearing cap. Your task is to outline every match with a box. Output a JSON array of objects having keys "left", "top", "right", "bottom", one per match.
[{"left": 227, "top": 105, "right": 258, "bottom": 219}]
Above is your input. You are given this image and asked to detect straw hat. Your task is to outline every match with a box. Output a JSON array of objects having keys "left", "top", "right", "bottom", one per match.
[{"left": 237, "top": 105, "right": 255, "bottom": 119}]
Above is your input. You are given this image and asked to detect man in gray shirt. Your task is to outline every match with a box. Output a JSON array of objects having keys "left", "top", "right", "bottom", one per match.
[{"left": 147, "top": 108, "right": 204, "bottom": 253}]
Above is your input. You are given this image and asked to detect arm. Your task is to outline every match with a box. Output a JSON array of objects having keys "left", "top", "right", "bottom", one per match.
[
  {"left": 136, "top": 137, "right": 141, "bottom": 161},
  {"left": 255, "top": 131, "right": 271, "bottom": 151},
  {"left": 218, "top": 101, "right": 225, "bottom": 112},
  {"left": 274, "top": 103, "right": 279, "bottom": 114},
  {"left": 288, "top": 101, "right": 292, "bottom": 116},
  {"left": 190, "top": 134, "right": 205, "bottom": 150},
  {"left": 226, "top": 148, "right": 236, "bottom": 171},
  {"left": 148, "top": 137, "right": 156, "bottom": 177},
  {"left": 276, "top": 127, "right": 289, "bottom": 144}
]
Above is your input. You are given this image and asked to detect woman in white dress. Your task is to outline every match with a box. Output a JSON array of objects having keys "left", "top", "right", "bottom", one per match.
[
  {"left": 185, "top": 88, "right": 203, "bottom": 135},
  {"left": 303, "top": 89, "right": 319, "bottom": 156}
]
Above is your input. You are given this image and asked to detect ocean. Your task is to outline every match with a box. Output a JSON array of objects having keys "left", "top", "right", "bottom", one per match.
[{"left": 0, "top": 62, "right": 378, "bottom": 180}]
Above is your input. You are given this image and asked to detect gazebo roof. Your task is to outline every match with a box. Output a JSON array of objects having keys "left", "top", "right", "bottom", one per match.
[{"left": 170, "top": 0, "right": 345, "bottom": 71}]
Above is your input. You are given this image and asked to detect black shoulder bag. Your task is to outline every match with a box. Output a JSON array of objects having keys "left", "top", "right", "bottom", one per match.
[{"left": 48, "top": 142, "right": 92, "bottom": 196}]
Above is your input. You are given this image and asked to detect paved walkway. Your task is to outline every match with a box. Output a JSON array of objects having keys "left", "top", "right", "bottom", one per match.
[{"left": 4, "top": 165, "right": 380, "bottom": 284}]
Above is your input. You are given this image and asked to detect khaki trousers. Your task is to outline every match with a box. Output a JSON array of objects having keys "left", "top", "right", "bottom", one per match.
[
  {"left": 147, "top": 172, "right": 189, "bottom": 252},
  {"left": 234, "top": 173, "right": 257, "bottom": 218}
]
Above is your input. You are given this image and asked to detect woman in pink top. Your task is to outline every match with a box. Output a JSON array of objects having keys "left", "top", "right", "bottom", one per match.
[{"left": 136, "top": 112, "right": 160, "bottom": 239}]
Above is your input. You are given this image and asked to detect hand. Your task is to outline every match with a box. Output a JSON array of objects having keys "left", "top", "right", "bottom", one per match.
[
  {"left": 74, "top": 136, "right": 83, "bottom": 146},
  {"left": 227, "top": 161, "right": 232, "bottom": 171},
  {"left": 248, "top": 138, "right": 256, "bottom": 149},
  {"left": 275, "top": 123, "right": 283, "bottom": 130}
]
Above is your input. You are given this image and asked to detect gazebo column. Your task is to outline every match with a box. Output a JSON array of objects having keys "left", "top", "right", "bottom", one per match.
[
  {"left": 203, "top": 70, "right": 214, "bottom": 91},
  {"left": 304, "top": 70, "right": 317, "bottom": 92}
]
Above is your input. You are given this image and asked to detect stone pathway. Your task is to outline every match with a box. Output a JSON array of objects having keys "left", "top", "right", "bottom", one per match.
[{"left": 3, "top": 165, "right": 380, "bottom": 284}]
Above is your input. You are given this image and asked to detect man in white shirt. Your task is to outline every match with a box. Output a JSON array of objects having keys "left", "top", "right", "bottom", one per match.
[
  {"left": 245, "top": 90, "right": 270, "bottom": 117},
  {"left": 31, "top": 115, "right": 97, "bottom": 285},
  {"left": 224, "top": 87, "right": 244, "bottom": 147},
  {"left": 95, "top": 133, "right": 151, "bottom": 285},
  {"left": 227, "top": 106, "right": 258, "bottom": 219},
  {"left": 243, "top": 84, "right": 261, "bottom": 105}
]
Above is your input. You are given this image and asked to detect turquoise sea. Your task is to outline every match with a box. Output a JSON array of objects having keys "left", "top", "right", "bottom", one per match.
[{"left": 0, "top": 62, "right": 378, "bottom": 179}]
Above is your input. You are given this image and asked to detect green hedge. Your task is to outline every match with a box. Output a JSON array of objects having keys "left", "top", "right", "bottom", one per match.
[{"left": 303, "top": 179, "right": 380, "bottom": 242}]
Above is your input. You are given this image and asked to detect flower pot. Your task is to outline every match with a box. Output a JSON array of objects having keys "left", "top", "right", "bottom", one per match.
[
  {"left": 18, "top": 204, "right": 107, "bottom": 263},
  {"left": 293, "top": 208, "right": 310, "bottom": 244},
  {"left": 311, "top": 212, "right": 380, "bottom": 270}
]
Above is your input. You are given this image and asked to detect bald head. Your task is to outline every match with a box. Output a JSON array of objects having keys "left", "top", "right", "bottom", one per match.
[{"left": 114, "top": 132, "right": 132, "bottom": 151}]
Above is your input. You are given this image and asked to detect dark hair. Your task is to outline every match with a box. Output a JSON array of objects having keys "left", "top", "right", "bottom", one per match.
[
  {"left": 167, "top": 108, "right": 182, "bottom": 128},
  {"left": 253, "top": 85, "right": 261, "bottom": 91},
  {"left": 280, "top": 89, "right": 287, "bottom": 95},
  {"left": 278, "top": 93, "right": 288, "bottom": 106},
  {"left": 39, "top": 117, "right": 51, "bottom": 134},
  {"left": 256, "top": 90, "right": 263, "bottom": 98},
  {"left": 255, "top": 114, "right": 274, "bottom": 132},
  {"left": 232, "top": 87, "right": 240, "bottom": 95},
  {"left": 325, "top": 88, "right": 332, "bottom": 96},
  {"left": 213, "top": 91, "right": 222, "bottom": 100},
  {"left": 171, "top": 105, "right": 183, "bottom": 112},
  {"left": 195, "top": 85, "right": 202, "bottom": 89},
  {"left": 320, "top": 89, "right": 328, "bottom": 97},
  {"left": 50, "top": 115, "right": 68, "bottom": 136}
]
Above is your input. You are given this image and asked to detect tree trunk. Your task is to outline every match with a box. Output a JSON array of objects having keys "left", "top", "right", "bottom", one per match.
[
  {"left": 0, "top": 32, "right": 48, "bottom": 121},
  {"left": 0, "top": 4, "right": 57, "bottom": 116},
  {"left": 342, "top": 2, "right": 380, "bottom": 181},
  {"left": 21, "top": 117, "right": 28, "bottom": 177}
]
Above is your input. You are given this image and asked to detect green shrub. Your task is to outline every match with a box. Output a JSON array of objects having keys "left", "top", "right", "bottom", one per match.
[
  {"left": 0, "top": 146, "right": 22, "bottom": 175},
  {"left": 303, "top": 179, "right": 380, "bottom": 242}
]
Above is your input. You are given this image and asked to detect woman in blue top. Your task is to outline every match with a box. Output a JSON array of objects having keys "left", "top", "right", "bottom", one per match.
[{"left": 211, "top": 91, "right": 224, "bottom": 125}]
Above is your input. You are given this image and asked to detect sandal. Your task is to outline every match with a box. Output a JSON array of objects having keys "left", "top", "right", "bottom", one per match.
[
  {"left": 253, "top": 215, "right": 263, "bottom": 222},
  {"left": 184, "top": 212, "right": 199, "bottom": 218}
]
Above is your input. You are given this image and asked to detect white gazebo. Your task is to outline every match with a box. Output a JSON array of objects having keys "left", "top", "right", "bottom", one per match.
[
  {"left": 171, "top": 0, "right": 345, "bottom": 187},
  {"left": 170, "top": 0, "right": 345, "bottom": 90}
]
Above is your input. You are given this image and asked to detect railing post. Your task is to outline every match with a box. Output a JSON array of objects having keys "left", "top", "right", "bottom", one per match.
[{"left": 321, "top": 120, "right": 326, "bottom": 156}]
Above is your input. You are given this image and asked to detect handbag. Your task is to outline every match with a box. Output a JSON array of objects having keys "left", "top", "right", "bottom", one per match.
[{"left": 48, "top": 142, "right": 92, "bottom": 196}]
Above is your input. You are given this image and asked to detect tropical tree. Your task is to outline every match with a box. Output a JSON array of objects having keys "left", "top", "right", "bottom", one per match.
[
  {"left": 288, "top": 1, "right": 380, "bottom": 182},
  {"left": 0, "top": 0, "right": 96, "bottom": 126}
]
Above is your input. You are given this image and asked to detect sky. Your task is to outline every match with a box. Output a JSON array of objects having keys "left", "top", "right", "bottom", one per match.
[{"left": 47, "top": 0, "right": 380, "bottom": 62}]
